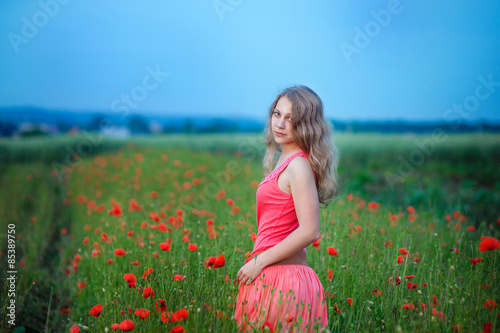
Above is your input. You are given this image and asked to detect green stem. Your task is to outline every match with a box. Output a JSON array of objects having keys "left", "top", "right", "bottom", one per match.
[{"left": 45, "top": 286, "right": 53, "bottom": 333}]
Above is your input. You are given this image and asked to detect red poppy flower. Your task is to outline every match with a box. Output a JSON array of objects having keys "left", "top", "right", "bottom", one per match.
[
  {"left": 401, "top": 303, "right": 415, "bottom": 310},
  {"left": 483, "top": 299, "right": 497, "bottom": 310},
  {"left": 70, "top": 324, "right": 81, "bottom": 333},
  {"left": 470, "top": 257, "right": 483, "bottom": 266},
  {"left": 372, "top": 289, "right": 382, "bottom": 296},
  {"left": 134, "top": 308, "right": 150, "bottom": 319},
  {"left": 142, "top": 268, "right": 154, "bottom": 279},
  {"left": 160, "top": 242, "right": 171, "bottom": 252},
  {"left": 83, "top": 237, "right": 89, "bottom": 246},
  {"left": 169, "top": 326, "right": 185, "bottom": 333},
  {"left": 404, "top": 275, "right": 415, "bottom": 280},
  {"left": 407, "top": 206, "right": 415, "bottom": 214},
  {"left": 161, "top": 312, "right": 174, "bottom": 323},
  {"left": 398, "top": 248, "right": 408, "bottom": 256},
  {"left": 328, "top": 269, "right": 333, "bottom": 281},
  {"left": 204, "top": 256, "right": 216, "bottom": 268},
  {"left": 347, "top": 298, "right": 353, "bottom": 306},
  {"left": 181, "top": 235, "right": 190, "bottom": 243},
  {"left": 118, "top": 319, "right": 135, "bottom": 332},
  {"left": 173, "top": 274, "right": 185, "bottom": 281},
  {"left": 484, "top": 322, "right": 493, "bottom": 333},
  {"left": 479, "top": 237, "right": 500, "bottom": 252},
  {"left": 173, "top": 308, "right": 189, "bottom": 321},
  {"left": 213, "top": 255, "right": 225, "bottom": 268},
  {"left": 89, "top": 304, "right": 102, "bottom": 317},
  {"left": 156, "top": 299, "right": 167, "bottom": 314},
  {"left": 123, "top": 273, "right": 137, "bottom": 288},
  {"left": 129, "top": 198, "right": 142, "bottom": 212},
  {"left": 262, "top": 321, "right": 275, "bottom": 333},
  {"left": 131, "top": 260, "right": 141, "bottom": 266},
  {"left": 108, "top": 202, "right": 123, "bottom": 216},
  {"left": 327, "top": 247, "right": 338, "bottom": 256},
  {"left": 418, "top": 302, "right": 428, "bottom": 311},
  {"left": 111, "top": 323, "right": 119, "bottom": 331},
  {"left": 114, "top": 248, "right": 127, "bottom": 257},
  {"left": 431, "top": 308, "right": 446, "bottom": 320},
  {"left": 188, "top": 243, "right": 198, "bottom": 251},
  {"left": 143, "top": 286, "right": 154, "bottom": 298},
  {"left": 312, "top": 238, "right": 320, "bottom": 250},
  {"left": 397, "top": 256, "right": 404, "bottom": 265},
  {"left": 250, "top": 232, "right": 257, "bottom": 242},
  {"left": 407, "top": 282, "right": 418, "bottom": 289},
  {"left": 334, "top": 302, "right": 342, "bottom": 314},
  {"left": 101, "top": 233, "right": 110, "bottom": 243}
]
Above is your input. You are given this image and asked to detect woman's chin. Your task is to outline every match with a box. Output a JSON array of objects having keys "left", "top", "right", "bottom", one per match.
[{"left": 274, "top": 135, "right": 286, "bottom": 142}]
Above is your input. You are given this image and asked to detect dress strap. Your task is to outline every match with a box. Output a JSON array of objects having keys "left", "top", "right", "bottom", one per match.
[{"left": 259, "top": 151, "right": 308, "bottom": 186}]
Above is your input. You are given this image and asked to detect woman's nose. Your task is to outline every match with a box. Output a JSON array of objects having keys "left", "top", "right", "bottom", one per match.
[{"left": 277, "top": 118, "right": 285, "bottom": 128}]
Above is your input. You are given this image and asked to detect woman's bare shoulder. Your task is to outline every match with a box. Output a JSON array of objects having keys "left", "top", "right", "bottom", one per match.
[{"left": 287, "top": 156, "right": 315, "bottom": 180}]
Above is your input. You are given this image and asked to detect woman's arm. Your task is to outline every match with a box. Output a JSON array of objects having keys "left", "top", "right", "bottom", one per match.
[{"left": 237, "top": 157, "right": 320, "bottom": 285}]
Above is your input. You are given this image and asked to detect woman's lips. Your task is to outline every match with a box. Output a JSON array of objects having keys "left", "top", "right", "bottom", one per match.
[{"left": 275, "top": 131, "right": 285, "bottom": 137}]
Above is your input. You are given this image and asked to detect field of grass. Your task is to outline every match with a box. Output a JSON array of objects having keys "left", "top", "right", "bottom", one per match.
[{"left": 0, "top": 133, "right": 499, "bottom": 332}]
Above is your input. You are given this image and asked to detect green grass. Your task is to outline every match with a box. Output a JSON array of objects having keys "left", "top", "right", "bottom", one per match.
[
  {"left": 0, "top": 163, "right": 73, "bottom": 332},
  {"left": 0, "top": 133, "right": 499, "bottom": 332},
  {"left": 2, "top": 132, "right": 498, "bottom": 225}
]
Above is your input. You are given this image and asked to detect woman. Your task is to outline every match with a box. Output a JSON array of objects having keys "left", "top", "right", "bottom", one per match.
[{"left": 234, "top": 85, "right": 340, "bottom": 332}]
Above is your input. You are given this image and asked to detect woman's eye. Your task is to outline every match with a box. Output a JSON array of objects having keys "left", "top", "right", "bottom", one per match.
[{"left": 274, "top": 111, "right": 280, "bottom": 116}]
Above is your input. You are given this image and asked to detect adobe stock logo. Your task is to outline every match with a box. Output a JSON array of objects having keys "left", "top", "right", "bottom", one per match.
[
  {"left": 339, "top": 0, "right": 408, "bottom": 63},
  {"left": 7, "top": 0, "right": 71, "bottom": 54},
  {"left": 213, "top": 0, "right": 243, "bottom": 21},
  {"left": 384, "top": 74, "right": 499, "bottom": 187},
  {"left": 110, "top": 65, "right": 170, "bottom": 118}
]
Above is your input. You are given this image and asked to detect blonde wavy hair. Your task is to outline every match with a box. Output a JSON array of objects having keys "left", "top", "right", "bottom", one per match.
[{"left": 262, "top": 85, "right": 340, "bottom": 208}]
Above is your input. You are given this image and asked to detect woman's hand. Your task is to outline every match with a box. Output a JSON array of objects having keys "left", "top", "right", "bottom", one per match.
[{"left": 237, "top": 257, "right": 263, "bottom": 285}]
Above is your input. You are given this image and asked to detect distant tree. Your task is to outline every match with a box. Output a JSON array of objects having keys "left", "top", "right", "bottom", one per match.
[
  {"left": 20, "top": 124, "right": 47, "bottom": 138},
  {"left": 184, "top": 119, "right": 195, "bottom": 133},
  {"left": 56, "top": 121, "right": 72, "bottom": 133},
  {"left": 162, "top": 124, "right": 172, "bottom": 134},
  {"left": 202, "top": 119, "right": 226, "bottom": 133},
  {"left": 86, "top": 114, "right": 111, "bottom": 131},
  {"left": 127, "top": 116, "right": 150, "bottom": 134},
  {"left": 0, "top": 120, "right": 17, "bottom": 137}
]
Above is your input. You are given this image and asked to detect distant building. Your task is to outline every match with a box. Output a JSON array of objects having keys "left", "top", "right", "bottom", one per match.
[
  {"left": 101, "top": 125, "right": 130, "bottom": 138},
  {"left": 148, "top": 121, "right": 163, "bottom": 134}
]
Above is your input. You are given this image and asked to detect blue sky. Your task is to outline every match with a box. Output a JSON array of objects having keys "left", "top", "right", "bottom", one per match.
[{"left": 0, "top": 0, "right": 499, "bottom": 122}]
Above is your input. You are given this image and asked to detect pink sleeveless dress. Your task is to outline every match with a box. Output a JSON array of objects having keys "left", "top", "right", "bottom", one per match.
[{"left": 234, "top": 151, "right": 328, "bottom": 333}]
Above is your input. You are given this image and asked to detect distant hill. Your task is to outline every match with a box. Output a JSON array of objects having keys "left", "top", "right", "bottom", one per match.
[{"left": 0, "top": 106, "right": 499, "bottom": 137}]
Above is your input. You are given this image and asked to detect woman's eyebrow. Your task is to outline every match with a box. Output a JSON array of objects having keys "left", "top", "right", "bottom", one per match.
[{"left": 274, "top": 108, "right": 291, "bottom": 116}]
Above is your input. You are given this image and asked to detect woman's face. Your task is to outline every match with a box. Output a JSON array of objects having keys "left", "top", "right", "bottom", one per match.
[{"left": 271, "top": 96, "right": 295, "bottom": 146}]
